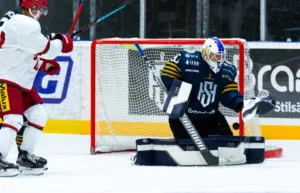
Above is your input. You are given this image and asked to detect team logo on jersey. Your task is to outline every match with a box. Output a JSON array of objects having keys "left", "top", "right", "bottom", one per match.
[
  {"left": 205, "top": 73, "right": 214, "bottom": 80},
  {"left": 185, "top": 69, "right": 199, "bottom": 73},
  {"left": 222, "top": 68, "right": 234, "bottom": 76},
  {"left": 197, "top": 81, "right": 217, "bottom": 108},
  {"left": 34, "top": 56, "right": 73, "bottom": 104},
  {"left": 222, "top": 74, "right": 233, "bottom": 81},
  {"left": 0, "top": 83, "right": 10, "bottom": 112},
  {"left": 185, "top": 60, "right": 199, "bottom": 66}
]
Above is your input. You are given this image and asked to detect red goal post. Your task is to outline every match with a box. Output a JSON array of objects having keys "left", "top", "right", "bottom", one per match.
[{"left": 90, "top": 38, "right": 280, "bottom": 158}]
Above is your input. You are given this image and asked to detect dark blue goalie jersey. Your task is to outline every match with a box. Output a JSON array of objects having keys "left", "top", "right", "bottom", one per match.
[{"left": 161, "top": 50, "right": 243, "bottom": 120}]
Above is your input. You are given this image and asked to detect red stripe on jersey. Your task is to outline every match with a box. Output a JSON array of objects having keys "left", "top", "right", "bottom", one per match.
[
  {"left": 2, "top": 123, "right": 19, "bottom": 132},
  {"left": 0, "top": 31, "right": 6, "bottom": 48},
  {"left": 28, "top": 121, "right": 44, "bottom": 130},
  {"left": 37, "top": 40, "right": 50, "bottom": 55}
]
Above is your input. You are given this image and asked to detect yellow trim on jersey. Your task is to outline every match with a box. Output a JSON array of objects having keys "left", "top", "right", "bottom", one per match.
[
  {"left": 224, "top": 83, "right": 238, "bottom": 88},
  {"left": 161, "top": 69, "right": 182, "bottom": 78},
  {"left": 164, "top": 65, "right": 180, "bottom": 74},
  {"left": 223, "top": 86, "right": 238, "bottom": 90},
  {"left": 166, "top": 62, "right": 181, "bottom": 72},
  {"left": 161, "top": 72, "right": 180, "bottom": 79},
  {"left": 221, "top": 88, "right": 238, "bottom": 94}
]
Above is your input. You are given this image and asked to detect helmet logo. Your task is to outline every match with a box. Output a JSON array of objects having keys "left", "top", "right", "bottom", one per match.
[{"left": 202, "top": 46, "right": 210, "bottom": 61}]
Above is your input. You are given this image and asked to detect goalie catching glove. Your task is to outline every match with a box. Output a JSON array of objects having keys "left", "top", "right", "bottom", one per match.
[{"left": 242, "top": 90, "right": 276, "bottom": 122}]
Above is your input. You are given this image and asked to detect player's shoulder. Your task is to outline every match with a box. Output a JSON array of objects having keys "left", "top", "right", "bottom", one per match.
[
  {"left": 10, "top": 14, "right": 41, "bottom": 33},
  {"left": 179, "top": 50, "right": 201, "bottom": 60},
  {"left": 169, "top": 50, "right": 201, "bottom": 67},
  {"left": 221, "top": 60, "right": 237, "bottom": 79}
]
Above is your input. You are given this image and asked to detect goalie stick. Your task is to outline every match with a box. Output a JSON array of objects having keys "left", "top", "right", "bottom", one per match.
[
  {"left": 134, "top": 42, "right": 219, "bottom": 166},
  {"left": 70, "top": 0, "right": 132, "bottom": 38}
]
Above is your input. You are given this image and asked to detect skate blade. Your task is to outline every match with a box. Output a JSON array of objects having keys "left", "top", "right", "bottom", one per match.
[
  {"left": 0, "top": 168, "right": 19, "bottom": 177},
  {"left": 19, "top": 166, "right": 45, "bottom": 176}
]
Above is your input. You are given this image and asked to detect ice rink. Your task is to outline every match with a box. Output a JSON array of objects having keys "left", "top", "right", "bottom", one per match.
[{"left": 1, "top": 134, "right": 299, "bottom": 193}]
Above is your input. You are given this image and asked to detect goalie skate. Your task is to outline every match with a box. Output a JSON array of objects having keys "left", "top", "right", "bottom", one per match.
[
  {"left": 17, "top": 151, "right": 45, "bottom": 176},
  {"left": 0, "top": 153, "right": 19, "bottom": 177}
]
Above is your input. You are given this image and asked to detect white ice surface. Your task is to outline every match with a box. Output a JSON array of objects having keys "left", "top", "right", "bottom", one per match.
[{"left": 0, "top": 134, "right": 299, "bottom": 193}]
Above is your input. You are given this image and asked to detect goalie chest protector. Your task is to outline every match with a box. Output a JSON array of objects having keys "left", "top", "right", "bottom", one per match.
[{"left": 134, "top": 136, "right": 265, "bottom": 166}]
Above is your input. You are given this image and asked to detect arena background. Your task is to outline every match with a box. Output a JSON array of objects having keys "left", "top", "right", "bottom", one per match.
[{"left": 1, "top": 0, "right": 300, "bottom": 41}]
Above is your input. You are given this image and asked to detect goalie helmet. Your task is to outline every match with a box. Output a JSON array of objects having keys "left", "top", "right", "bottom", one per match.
[
  {"left": 21, "top": 0, "right": 48, "bottom": 16},
  {"left": 201, "top": 37, "right": 226, "bottom": 74}
]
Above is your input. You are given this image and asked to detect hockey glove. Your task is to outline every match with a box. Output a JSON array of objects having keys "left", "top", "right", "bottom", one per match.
[
  {"left": 235, "top": 102, "right": 244, "bottom": 113},
  {"left": 46, "top": 33, "right": 56, "bottom": 40},
  {"left": 52, "top": 34, "right": 73, "bottom": 53},
  {"left": 242, "top": 90, "right": 276, "bottom": 122},
  {"left": 163, "top": 79, "right": 192, "bottom": 118},
  {"left": 39, "top": 58, "right": 60, "bottom": 75}
]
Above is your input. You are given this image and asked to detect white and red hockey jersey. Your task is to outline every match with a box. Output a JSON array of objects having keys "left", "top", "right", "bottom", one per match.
[{"left": 0, "top": 10, "right": 63, "bottom": 91}]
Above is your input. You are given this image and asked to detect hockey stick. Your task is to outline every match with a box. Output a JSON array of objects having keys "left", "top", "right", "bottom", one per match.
[
  {"left": 68, "top": 0, "right": 84, "bottom": 36},
  {"left": 70, "top": 0, "right": 132, "bottom": 38},
  {"left": 134, "top": 42, "right": 219, "bottom": 166}
]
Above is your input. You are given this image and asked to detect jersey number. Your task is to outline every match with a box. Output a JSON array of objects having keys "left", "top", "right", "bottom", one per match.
[
  {"left": 170, "top": 54, "right": 181, "bottom": 64},
  {"left": 197, "top": 81, "right": 217, "bottom": 108},
  {"left": 0, "top": 11, "right": 16, "bottom": 48}
]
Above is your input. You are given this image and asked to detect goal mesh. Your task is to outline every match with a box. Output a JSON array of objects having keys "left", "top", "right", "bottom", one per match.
[{"left": 91, "top": 39, "right": 259, "bottom": 153}]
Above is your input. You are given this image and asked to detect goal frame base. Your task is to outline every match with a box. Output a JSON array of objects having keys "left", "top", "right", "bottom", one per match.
[{"left": 265, "top": 146, "right": 283, "bottom": 158}]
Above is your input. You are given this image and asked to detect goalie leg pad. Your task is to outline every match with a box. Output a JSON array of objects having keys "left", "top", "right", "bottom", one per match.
[
  {"left": 134, "top": 137, "right": 249, "bottom": 166},
  {"left": 135, "top": 138, "right": 218, "bottom": 166},
  {"left": 210, "top": 135, "right": 265, "bottom": 164},
  {"left": 163, "top": 80, "right": 192, "bottom": 118},
  {"left": 244, "top": 136, "right": 265, "bottom": 164},
  {"left": 214, "top": 136, "right": 247, "bottom": 166}
]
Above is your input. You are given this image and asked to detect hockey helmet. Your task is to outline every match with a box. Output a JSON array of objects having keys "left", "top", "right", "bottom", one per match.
[
  {"left": 201, "top": 37, "right": 226, "bottom": 74},
  {"left": 21, "top": 0, "right": 48, "bottom": 15}
]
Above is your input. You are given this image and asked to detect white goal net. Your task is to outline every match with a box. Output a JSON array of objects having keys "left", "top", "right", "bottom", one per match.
[{"left": 90, "top": 38, "right": 259, "bottom": 154}]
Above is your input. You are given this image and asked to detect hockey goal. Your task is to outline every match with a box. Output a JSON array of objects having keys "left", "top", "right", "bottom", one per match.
[{"left": 90, "top": 38, "right": 282, "bottom": 158}]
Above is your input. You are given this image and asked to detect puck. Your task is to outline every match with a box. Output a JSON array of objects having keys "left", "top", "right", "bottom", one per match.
[{"left": 232, "top": 122, "right": 240, "bottom": 130}]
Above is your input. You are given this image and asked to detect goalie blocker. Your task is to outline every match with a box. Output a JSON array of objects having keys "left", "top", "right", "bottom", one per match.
[
  {"left": 162, "top": 79, "right": 192, "bottom": 118},
  {"left": 133, "top": 136, "right": 265, "bottom": 166}
]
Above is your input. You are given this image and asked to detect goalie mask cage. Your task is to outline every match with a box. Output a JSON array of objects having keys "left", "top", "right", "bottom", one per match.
[{"left": 90, "top": 38, "right": 282, "bottom": 158}]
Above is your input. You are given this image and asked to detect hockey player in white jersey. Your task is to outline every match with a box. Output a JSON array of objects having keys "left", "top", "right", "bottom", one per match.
[{"left": 0, "top": 0, "right": 73, "bottom": 176}]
